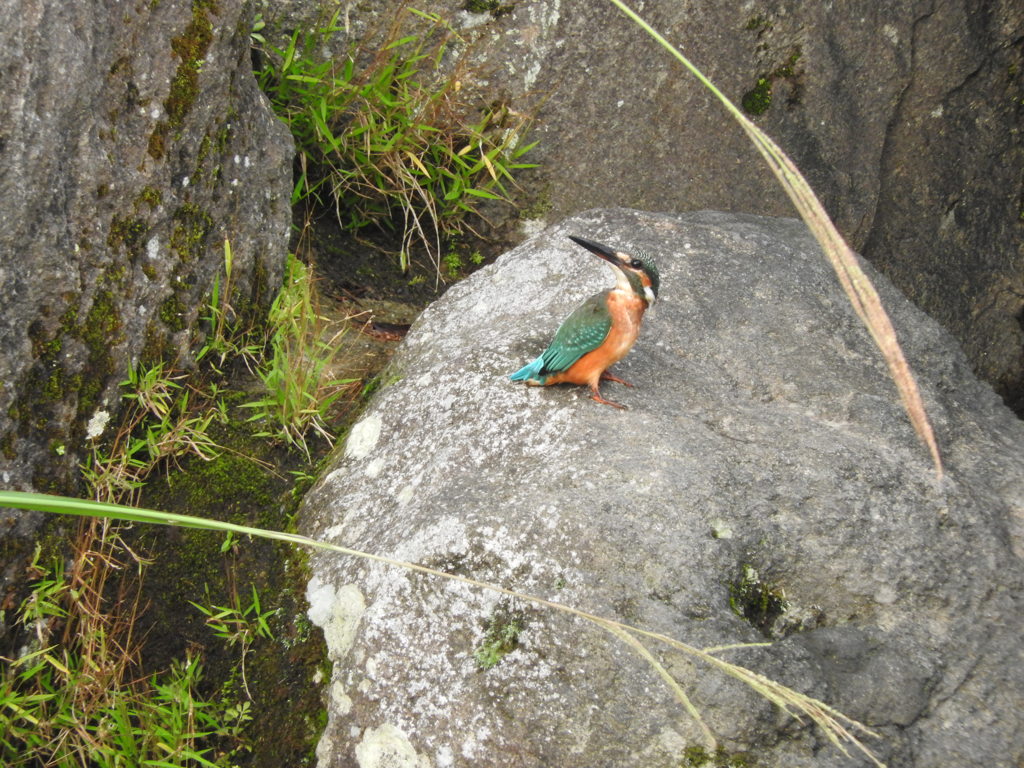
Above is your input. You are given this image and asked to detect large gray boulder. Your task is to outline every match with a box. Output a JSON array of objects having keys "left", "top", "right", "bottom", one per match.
[
  {"left": 301, "top": 209, "right": 1024, "bottom": 767},
  {"left": 0, "top": 0, "right": 292, "bottom": 502},
  {"left": 264, "top": 0, "right": 1024, "bottom": 413}
]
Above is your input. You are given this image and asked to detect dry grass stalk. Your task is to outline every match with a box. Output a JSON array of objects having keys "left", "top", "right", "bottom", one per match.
[
  {"left": 606, "top": 0, "right": 943, "bottom": 478},
  {"left": 0, "top": 492, "right": 888, "bottom": 767}
]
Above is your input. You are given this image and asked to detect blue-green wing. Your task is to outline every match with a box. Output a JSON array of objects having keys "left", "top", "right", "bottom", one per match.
[{"left": 537, "top": 291, "right": 612, "bottom": 374}]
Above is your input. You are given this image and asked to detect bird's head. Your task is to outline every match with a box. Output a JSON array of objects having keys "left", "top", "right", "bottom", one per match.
[{"left": 568, "top": 235, "right": 660, "bottom": 305}]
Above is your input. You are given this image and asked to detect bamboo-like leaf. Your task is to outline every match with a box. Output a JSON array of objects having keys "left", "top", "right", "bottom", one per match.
[
  {"left": 443, "top": 176, "right": 463, "bottom": 201},
  {"left": 464, "top": 187, "right": 502, "bottom": 200},
  {"left": 479, "top": 143, "right": 498, "bottom": 182},
  {"left": 512, "top": 139, "right": 539, "bottom": 159},
  {"left": 281, "top": 30, "right": 298, "bottom": 73},
  {"left": 405, "top": 150, "right": 431, "bottom": 178},
  {"left": 605, "top": 0, "right": 942, "bottom": 479},
  {"left": 385, "top": 34, "right": 420, "bottom": 51}
]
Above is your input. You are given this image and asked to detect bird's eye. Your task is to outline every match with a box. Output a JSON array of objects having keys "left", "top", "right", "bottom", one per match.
[{"left": 630, "top": 258, "right": 643, "bottom": 269}]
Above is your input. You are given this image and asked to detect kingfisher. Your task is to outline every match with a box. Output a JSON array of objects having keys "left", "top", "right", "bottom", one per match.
[{"left": 509, "top": 235, "right": 660, "bottom": 409}]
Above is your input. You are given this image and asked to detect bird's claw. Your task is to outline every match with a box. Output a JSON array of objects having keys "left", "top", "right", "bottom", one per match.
[
  {"left": 600, "top": 371, "right": 634, "bottom": 388},
  {"left": 591, "top": 392, "right": 628, "bottom": 410}
]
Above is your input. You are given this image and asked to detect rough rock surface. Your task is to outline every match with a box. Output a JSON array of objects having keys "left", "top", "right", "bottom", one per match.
[
  {"left": 0, "top": 0, "right": 292, "bottom": 505},
  {"left": 301, "top": 209, "right": 1024, "bottom": 767},
  {"left": 264, "top": 0, "right": 1024, "bottom": 412}
]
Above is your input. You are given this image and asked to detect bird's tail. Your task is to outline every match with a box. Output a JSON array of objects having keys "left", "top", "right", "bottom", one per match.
[{"left": 509, "top": 356, "right": 545, "bottom": 383}]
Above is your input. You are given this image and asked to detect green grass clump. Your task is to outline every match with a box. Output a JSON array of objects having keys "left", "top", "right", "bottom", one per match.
[
  {"left": 256, "top": 8, "right": 537, "bottom": 275},
  {"left": 197, "top": 240, "right": 356, "bottom": 458},
  {"left": 1, "top": 547, "right": 251, "bottom": 768},
  {"left": 241, "top": 254, "right": 356, "bottom": 457},
  {"left": 82, "top": 360, "right": 219, "bottom": 506}
]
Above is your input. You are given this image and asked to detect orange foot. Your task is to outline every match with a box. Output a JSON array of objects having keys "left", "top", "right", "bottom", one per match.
[
  {"left": 590, "top": 388, "right": 628, "bottom": 410},
  {"left": 600, "top": 371, "right": 634, "bottom": 388}
]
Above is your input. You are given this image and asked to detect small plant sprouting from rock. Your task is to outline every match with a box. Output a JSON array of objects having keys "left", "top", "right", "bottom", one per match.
[
  {"left": 464, "top": 0, "right": 516, "bottom": 17},
  {"left": 474, "top": 609, "right": 524, "bottom": 670},
  {"left": 681, "top": 744, "right": 754, "bottom": 767},
  {"left": 741, "top": 46, "right": 803, "bottom": 116},
  {"left": 728, "top": 564, "right": 789, "bottom": 637},
  {"left": 443, "top": 241, "right": 485, "bottom": 279},
  {"left": 741, "top": 77, "right": 773, "bottom": 115},
  {"left": 190, "top": 583, "right": 277, "bottom": 699}
]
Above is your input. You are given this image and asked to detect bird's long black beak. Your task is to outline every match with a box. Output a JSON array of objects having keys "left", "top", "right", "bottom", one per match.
[{"left": 568, "top": 235, "right": 625, "bottom": 267}]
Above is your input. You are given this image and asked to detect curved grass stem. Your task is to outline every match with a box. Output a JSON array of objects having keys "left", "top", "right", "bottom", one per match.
[{"left": 605, "top": 0, "right": 942, "bottom": 479}]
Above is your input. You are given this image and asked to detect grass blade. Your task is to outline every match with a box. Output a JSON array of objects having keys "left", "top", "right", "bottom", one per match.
[
  {"left": 0, "top": 490, "right": 884, "bottom": 765},
  {"left": 600, "top": 619, "right": 717, "bottom": 750}
]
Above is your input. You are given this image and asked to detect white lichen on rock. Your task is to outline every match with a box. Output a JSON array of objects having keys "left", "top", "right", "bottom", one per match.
[
  {"left": 345, "top": 412, "right": 383, "bottom": 460},
  {"left": 306, "top": 577, "right": 366, "bottom": 662},
  {"left": 354, "top": 723, "right": 429, "bottom": 768}
]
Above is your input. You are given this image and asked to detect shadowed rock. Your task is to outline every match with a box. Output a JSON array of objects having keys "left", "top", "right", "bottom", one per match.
[{"left": 302, "top": 209, "right": 1024, "bottom": 767}]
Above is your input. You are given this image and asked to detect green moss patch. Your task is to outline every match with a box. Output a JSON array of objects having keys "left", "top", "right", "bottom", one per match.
[
  {"left": 741, "top": 38, "right": 804, "bottom": 116},
  {"left": 133, "top": 416, "right": 328, "bottom": 767},
  {"left": 149, "top": 2, "right": 216, "bottom": 158},
  {"left": 728, "top": 564, "right": 789, "bottom": 637},
  {"left": 681, "top": 744, "right": 755, "bottom": 767},
  {"left": 742, "top": 77, "right": 773, "bottom": 115},
  {"left": 474, "top": 605, "right": 525, "bottom": 670},
  {"left": 159, "top": 292, "right": 188, "bottom": 332},
  {"left": 166, "top": 6, "right": 214, "bottom": 127},
  {"left": 108, "top": 215, "right": 148, "bottom": 261},
  {"left": 10, "top": 266, "right": 125, "bottom": 448},
  {"left": 170, "top": 203, "right": 213, "bottom": 262}
]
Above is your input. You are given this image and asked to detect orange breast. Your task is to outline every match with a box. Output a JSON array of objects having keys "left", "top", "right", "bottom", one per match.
[{"left": 544, "top": 291, "right": 647, "bottom": 389}]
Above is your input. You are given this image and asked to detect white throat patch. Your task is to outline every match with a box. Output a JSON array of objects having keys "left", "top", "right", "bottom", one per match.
[{"left": 610, "top": 265, "right": 632, "bottom": 293}]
